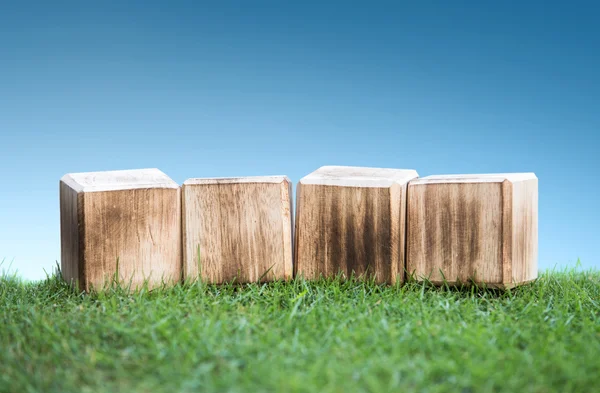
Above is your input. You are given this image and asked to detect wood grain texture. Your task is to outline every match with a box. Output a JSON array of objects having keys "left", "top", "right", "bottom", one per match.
[
  {"left": 182, "top": 176, "right": 293, "bottom": 284},
  {"left": 60, "top": 169, "right": 182, "bottom": 291},
  {"left": 407, "top": 173, "right": 538, "bottom": 288},
  {"left": 510, "top": 177, "right": 538, "bottom": 285},
  {"left": 59, "top": 180, "right": 81, "bottom": 286},
  {"left": 294, "top": 166, "right": 418, "bottom": 284}
]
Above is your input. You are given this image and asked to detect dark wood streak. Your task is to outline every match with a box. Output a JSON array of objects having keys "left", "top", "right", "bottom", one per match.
[
  {"left": 455, "top": 188, "right": 466, "bottom": 278},
  {"left": 329, "top": 186, "right": 342, "bottom": 277},
  {"left": 440, "top": 192, "right": 453, "bottom": 278},
  {"left": 361, "top": 190, "right": 375, "bottom": 277},
  {"left": 293, "top": 186, "right": 300, "bottom": 277},
  {"left": 468, "top": 198, "right": 482, "bottom": 279},
  {"left": 376, "top": 187, "right": 392, "bottom": 281},
  {"left": 401, "top": 183, "right": 410, "bottom": 281},
  {"left": 422, "top": 185, "right": 435, "bottom": 278},
  {"left": 317, "top": 187, "right": 328, "bottom": 276},
  {"left": 343, "top": 189, "right": 358, "bottom": 277}
]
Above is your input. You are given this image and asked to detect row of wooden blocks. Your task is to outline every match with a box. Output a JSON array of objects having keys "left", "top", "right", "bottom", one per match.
[{"left": 60, "top": 166, "right": 538, "bottom": 291}]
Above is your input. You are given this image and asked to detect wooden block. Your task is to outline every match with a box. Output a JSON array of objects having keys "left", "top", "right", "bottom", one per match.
[
  {"left": 294, "top": 166, "right": 418, "bottom": 284},
  {"left": 407, "top": 173, "right": 538, "bottom": 288},
  {"left": 182, "top": 176, "right": 293, "bottom": 284},
  {"left": 60, "top": 168, "right": 182, "bottom": 291}
]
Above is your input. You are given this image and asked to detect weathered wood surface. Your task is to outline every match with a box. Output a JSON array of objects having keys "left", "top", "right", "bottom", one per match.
[
  {"left": 294, "top": 166, "right": 418, "bottom": 284},
  {"left": 182, "top": 176, "right": 293, "bottom": 284},
  {"left": 60, "top": 168, "right": 182, "bottom": 291},
  {"left": 406, "top": 173, "right": 538, "bottom": 288}
]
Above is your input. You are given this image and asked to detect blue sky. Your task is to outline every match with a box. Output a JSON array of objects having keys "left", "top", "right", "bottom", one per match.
[{"left": 1, "top": 1, "right": 598, "bottom": 280}]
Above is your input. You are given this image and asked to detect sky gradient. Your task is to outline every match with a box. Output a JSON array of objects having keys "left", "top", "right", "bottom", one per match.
[{"left": 1, "top": 1, "right": 598, "bottom": 280}]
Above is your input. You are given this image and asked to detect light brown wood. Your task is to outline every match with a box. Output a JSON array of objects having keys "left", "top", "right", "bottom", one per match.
[
  {"left": 182, "top": 176, "right": 293, "bottom": 284},
  {"left": 60, "top": 168, "right": 182, "bottom": 291},
  {"left": 406, "top": 173, "right": 538, "bottom": 288},
  {"left": 294, "top": 166, "right": 418, "bottom": 284}
]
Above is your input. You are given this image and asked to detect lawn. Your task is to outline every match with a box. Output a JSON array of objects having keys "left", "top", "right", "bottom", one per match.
[{"left": 1, "top": 268, "right": 599, "bottom": 393}]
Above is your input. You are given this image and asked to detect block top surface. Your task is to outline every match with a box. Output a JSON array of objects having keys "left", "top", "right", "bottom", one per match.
[
  {"left": 410, "top": 173, "right": 537, "bottom": 185},
  {"left": 61, "top": 168, "right": 179, "bottom": 192},
  {"left": 300, "top": 166, "right": 418, "bottom": 187},
  {"left": 184, "top": 175, "right": 290, "bottom": 186}
]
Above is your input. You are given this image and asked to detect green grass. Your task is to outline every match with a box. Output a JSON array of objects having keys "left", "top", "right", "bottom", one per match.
[{"left": 1, "top": 268, "right": 599, "bottom": 393}]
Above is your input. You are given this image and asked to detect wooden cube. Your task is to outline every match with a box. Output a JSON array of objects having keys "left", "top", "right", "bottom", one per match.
[
  {"left": 182, "top": 176, "right": 293, "bottom": 283},
  {"left": 294, "top": 166, "right": 418, "bottom": 284},
  {"left": 407, "top": 173, "right": 538, "bottom": 288},
  {"left": 60, "top": 168, "right": 182, "bottom": 291}
]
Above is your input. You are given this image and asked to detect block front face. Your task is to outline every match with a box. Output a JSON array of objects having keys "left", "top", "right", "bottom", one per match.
[
  {"left": 82, "top": 188, "right": 182, "bottom": 290},
  {"left": 295, "top": 184, "right": 403, "bottom": 283},
  {"left": 407, "top": 182, "right": 504, "bottom": 284},
  {"left": 183, "top": 178, "right": 293, "bottom": 284}
]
